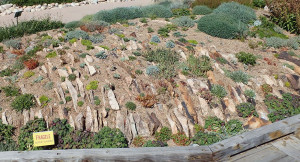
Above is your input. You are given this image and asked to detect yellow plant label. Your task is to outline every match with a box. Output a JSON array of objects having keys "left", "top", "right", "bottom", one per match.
[{"left": 33, "top": 131, "right": 55, "bottom": 147}]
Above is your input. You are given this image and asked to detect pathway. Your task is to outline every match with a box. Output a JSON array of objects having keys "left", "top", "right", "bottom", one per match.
[{"left": 0, "top": 0, "right": 154, "bottom": 27}]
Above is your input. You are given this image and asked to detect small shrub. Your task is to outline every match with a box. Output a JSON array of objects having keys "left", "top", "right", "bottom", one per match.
[
  {"left": 171, "top": 132, "right": 191, "bottom": 146},
  {"left": 64, "top": 21, "right": 82, "bottom": 29},
  {"left": 244, "top": 89, "right": 256, "bottom": 99},
  {"left": 11, "top": 94, "right": 35, "bottom": 111},
  {"left": 158, "top": 27, "right": 170, "bottom": 37},
  {"left": 23, "top": 59, "right": 39, "bottom": 70},
  {"left": 89, "top": 34, "right": 105, "bottom": 44},
  {"left": 283, "top": 63, "right": 295, "bottom": 70},
  {"left": 154, "top": 127, "right": 172, "bottom": 142},
  {"left": 225, "top": 119, "right": 243, "bottom": 135},
  {"left": 39, "top": 95, "right": 50, "bottom": 107},
  {"left": 84, "top": 20, "right": 110, "bottom": 32},
  {"left": 197, "top": 13, "right": 248, "bottom": 39},
  {"left": 150, "top": 35, "right": 161, "bottom": 43},
  {"left": 236, "top": 102, "right": 258, "bottom": 118},
  {"left": 192, "top": 132, "right": 221, "bottom": 145},
  {"left": 95, "top": 51, "right": 107, "bottom": 59},
  {"left": 166, "top": 40, "right": 175, "bottom": 48},
  {"left": 266, "top": 37, "right": 299, "bottom": 50},
  {"left": 146, "top": 65, "right": 160, "bottom": 76},
  {"left": 125, "top": 101, "right": 136, "bottom": 110},
  {"left": 147, "top": 27, "right": 154, "bottom": 33},
  {"left": 68, "top": 74, "right": 76, "bottom": 81},
  {"left": 172, "top": 8, "right": 190, "bottom": 17},
  {"left": 77, "top": 101, "right": 84, "bottom": 107},
  {"left": 143, "top": 140, "right": 166, "bottom": 147},
  {"left": 285, "top": 81, "right": 291, "bottom": 88},
  {"left": 141, "top": 4, "right": 173, "bottom": 18},
  {"left": 0, "top": 68, "right": 14, "bottom": 77},
  {"left": 65, "top": 96, "right": 72, "bottom": 102},
  {"left": 1, "top": 86, "right": 19, "bottom": 97},
  {"left": 235, "top": 52, "right": 257, "bottom": 65},
  {"left": 213, "top": 2, "right": 256, "bottom": 24},
  {"left": 261, "top": 83, "right": 272, "bottom": 95},
  {"left": 211, "top": 84, "right": 227, "bottom": 98},
  {"left": 46, "top": 51, "right": 57, "bottom": 58},
  {"left": 227, "top": 70, "right": 250, "bottom": 84},
  {"left": 113, "top": 73, "right": 121, "bottom": 79},
  {"left": 23, "top": 71, "right": 35, "bottom": 79},
  {"left": 204, "top": 116, "right": 224, "bottom": 133},
  {"left": 192, "top": 5, "right": 212, "bottom": 15},
  {"left": 171, "top": 16, "right": 195, "bottom": 28},
  {"left": 65, "top": 30, "right": 89, "bottom": 40},
  {"left": 81, "top": 39, "right": 92, "bottom": 46},
  {"left": 132, "top": 136, "right": 145, "bottom": 147},
  {"left": 135, "top": 69, "right": 143, "bottom": 75},
  {"left": 253, "top": 0, "right": 266, "bottom": 8},
  {"left": 94, "top": 127, "right": 128, "bottom": 148},
  {"left": 86, "top": 81, "right": 99, "bottom": 90},
  {"left": 4, "top": 39, "right": 21, "bottom": 49},
  {"left": 187, "top": 55, "right": 212, "bottom": 77},
  {"left": 173, "top": 31, "right": 186, "bottom": 37}
]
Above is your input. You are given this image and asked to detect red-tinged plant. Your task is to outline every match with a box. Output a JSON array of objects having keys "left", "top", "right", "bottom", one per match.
[
  {"left": 171, "top": 132, "right": 191, "bottom": 146},
  {"left": 23, "top": 59, "right": 39, "bottom": 70},
  {"left": 12, "top": 49, "right": 25, "bottom": 56}
]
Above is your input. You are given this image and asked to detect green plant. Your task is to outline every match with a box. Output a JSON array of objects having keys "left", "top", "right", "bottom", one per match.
[
  {"left": 65, "top": 96, "right": 72, "bottom": 102},
  {"left": 1, "top": 86, "right": 19, "bottom": 97},
  {"left": 125, "top": 101, "right": 136, "bottom": 110},
  {"left": 192, "top": 0, "right": 252, "bottom": 8},
  {"left": 204, "top": 116, "right": 224, "bottom": 133},
  {"left": 265, "top": 37, "right": 299, "bottom": 50},
  {"left": 141, "top": 4, "right": 173, "bottom": 18},
  {"left": 192, "top": 5, "right": 213, "bottom": 15},
  {"left": 236, "top": 102, "right": 258, "bottom": 118},
  {"left": 143, "top": 140, "right": 166, "bottom": 147},
  {"left": 94, "top": 96, "right": 101, "bottom": 106},
  {"left": 171, "top": 132, "right": 191, "bottom": 146},
  {"left": 4, "top": 39, "right": 21, "bottom": 49},
  {"left": 264, "top": 93, "right": 300, "bottom": 122},
  {"left": 132, "top": 136, "right": 145, "bottom": 147},
  {"left": 244, "top": 89, "right": 256, "bottom": 99},
  {"left": 93, "top": 7, "right": 143, "bottom": 23},
  {"left": 166, "top": 40, "right": 175, "bottom": 48},
  {"left": 89, "top": 34, "right": 105, "bottom": 44},
  {"left": 94, "top": 127, "right": 128, "bottom": 148},
  {"left": 77, "top": 101, "right": 84, "bottom": 107},
  {"left": 283, "top": 63, "right": 295, "bottom": 70},
  {"left": 172, "top": 8, "right": 190, "bottom": 17},
  {"left": 147, "top": 27, "right": 154, "bottom": 33},
  {"left": 85, "top": 20, "right": 110, "bottom": 32},
  {"left": 113, "top": 73, "right": 121, "bottom": 79},
  {"left": 81, "top": 39, "right": 92, "bottom": 47},
  {"left": 226, "top": 70, "right": 250, "bottom": 84},
  {"left": 86, "top": 81, "right": 99, "bottom": 90},
  {"left": 65, "top": 30, "right": 89, "bottom": 40},
  {"left": 213, "top": 2, "right": 256, "bottom": 24},
  {"left": 186, "top": 55, "right": 212, "bottom": 77},
  {"left": 158, "top": 27, "right": 170, "bottom": 37},
  {"left": 68, "top": 74, "right": 77, "bottom": 81},
  {"left": 261, "top": 83, "right": 273, "bottom": 95},
  {"left": 235, "top": 52, "right": 257, "bottom": 65},
  {"left": 253, "top": 0, "right": 266, "bottom": 8},
  {"left": 11, "top": 94, "right": 35, "bottom": 111},
  {"left": 154, "top": 127, "right": 172, "bottom": 142},
  {"left": 150, "top": 35, "right": 161, "bottom": 43},
  {"left": 64, "top": 21, "right": 82, "bottom": 29},
  {"left": 285, "top": 81, "right": 291, "bottom": 88},
  {"left": 135, "top": 69, "right": 143, "bottom": 75},
  {"left": 46, "top": 51, "right": 57, "bottom": 58},
  {"left": 192, "top": 132, "right": 221, "bottom": 145},
  {"left": 39, "top": 95, "right": 50, "bottom": 107},
  {"left": 140, "top": 18, "right": 148, "bottom": 23},
  {"left": 0, "top": 19, "right": 64, "bottom": 42},
  {"left": 144, "top": 48, "right": 179, "bottom": 78},
  {"left": 95, "top": 51, "right": 108, "bottom": 59},
  {"left": 197, "top": 13, "right": 248, "bottom": 39},
  {"left": 171, "top": 16, "right": 195, "bottom": 28},
  {"left": 225, "top": 119, "right": 243, "bottom": 135},
  {"left": 23, "top": 71, "right": 35, "bottom": 79},
  {"left": 211, "top": 84, "right": 227, "bottom": 98},
  {"left": 18, "top": 118, "right": 47, "bottom": 150},
  {"left": 0, "top": 68, "right": 14, "bottom": 77}
]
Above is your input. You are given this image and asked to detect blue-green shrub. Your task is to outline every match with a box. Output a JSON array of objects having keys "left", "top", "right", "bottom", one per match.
[
  {"left": 171, "top": 16, "right": 195, "bottom": 28},
  {"left": 141, "top": 5, "right": 173, "bottom": 18},
  {"left": 166, "top": 40, "right": 175, "bottom": 48},
  {"left": 266, "top": 37, "right": 299, "bottom": 50},
  {"left": 151, "top": 35, "right": 161, "bottom": 43},
  {"left": 89, "top": 34, "right": 105, "bottom": 44},
  {"left": 197, "top": 13, "right": 248, "bottom": 39},
  {"left": 4, "top": 39, "right": 21, "bottom": 49},
  {"left": 64, "top": 21, "right": 83, "bottom": 29},
  {"left": 65, "top": 30, "right": 89, "bottom": 40},
  {"left": 192, "top": 5, "right": 212, "bottom": 15},
  {"left": 146, "top": 65, "right": 160, "bottom": 76},
  {"left": 213, "top": 2, "right": 256, "bottom": 24},
  {"left": 93, "top": 7, "right": 142, "bottom": 23},
  {"left": 95, "top": 51, "right": 108, "bottom": 59}
]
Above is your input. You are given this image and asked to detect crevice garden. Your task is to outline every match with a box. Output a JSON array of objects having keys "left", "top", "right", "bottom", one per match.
[{"left": 0, "top": 0, "right": 300, "bottom": 151}]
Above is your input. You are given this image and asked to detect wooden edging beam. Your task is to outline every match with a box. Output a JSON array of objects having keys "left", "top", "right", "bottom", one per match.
[{"left": 0, "top": 114, "right": 300, "bottom": 161}]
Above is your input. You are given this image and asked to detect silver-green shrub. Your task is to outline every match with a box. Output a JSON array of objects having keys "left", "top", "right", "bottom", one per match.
[
  {"left": 192, "top": 5, "right": 212, "bottom": 15},
  {"left": 65, "top": 30, "right": 89, "bottom": 40},
  {"left": 171, "top": 16, "right": 195, "bottom": 28}
]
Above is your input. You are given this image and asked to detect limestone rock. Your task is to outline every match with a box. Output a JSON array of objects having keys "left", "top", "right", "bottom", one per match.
[
  {"left": 86, "top": 106, "right": 93, "bottom": 131},
  {"left": 107, "top": 89, "right": 120, "bottom": 110},
  {"left": 75, "top": 113, "right": 84, "bottom": 130},
  {"left": 65, "top": 80, "right": 78, "bottom": 111}
]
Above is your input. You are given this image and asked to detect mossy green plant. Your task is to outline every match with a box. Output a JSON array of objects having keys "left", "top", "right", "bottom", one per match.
[
  {"left": 125, "top": 101, "right": 136, "bottom": 111},
  {"left": 23, "top": 71, "right": 35, "bottom": 79},
  {"left": 86, "top": 81, "right": 99, "bottom": 90},
  {"left": 46, "top": 51, "right": 57, "bottom": 58}
]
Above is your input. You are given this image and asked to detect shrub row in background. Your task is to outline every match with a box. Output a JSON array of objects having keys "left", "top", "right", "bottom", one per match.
[
  {"left": 0, "top": 19, "right": 64, "bottom": 42},
  {"left": 192, "top": 0, "right": 252, "bottom": 8}
]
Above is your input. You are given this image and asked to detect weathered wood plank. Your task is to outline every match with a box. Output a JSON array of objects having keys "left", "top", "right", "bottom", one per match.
[
  {"left": 0, "top": 146, "right": 212, "bottom": 162},
  {"left": 272, "top": 136, "right": 300, "bottom": 160},
  {"left": 229, "top": 144, "right": 292, "bottom": 162},
  {"left": 210, "top": 114, "right": 300, "bottom": 161}
]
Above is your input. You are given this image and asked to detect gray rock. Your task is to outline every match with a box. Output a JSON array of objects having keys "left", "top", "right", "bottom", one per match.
[
  {"left": 86, "top": 106, "right": 93, "bottom": 131},
  {"left": 107, "top": 89, "right": 120, "bottom": 110},
  {"left": 65, "top": 80, "right": 78, "bottom": 111},
  {"left": 75, "top": 113, "right": 84, "bottom": 130}
]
